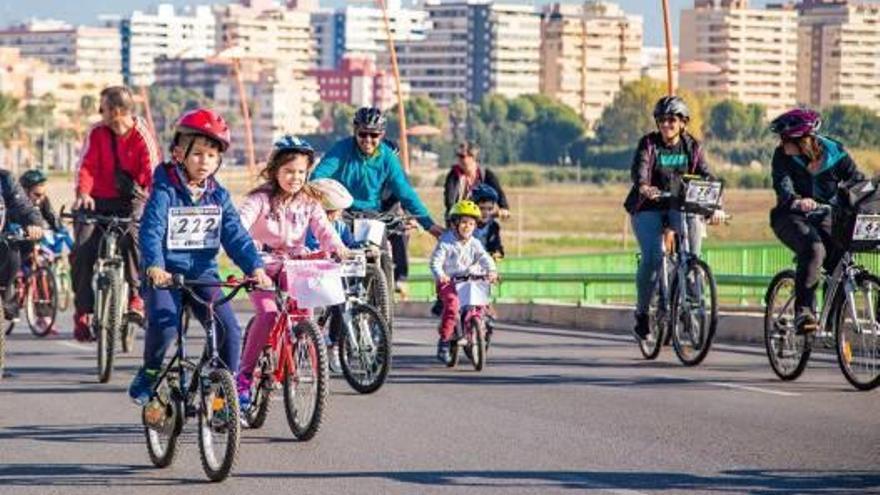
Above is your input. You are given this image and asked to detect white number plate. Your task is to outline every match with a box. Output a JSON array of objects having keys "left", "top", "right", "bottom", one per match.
[
  {"left": 852, "top": 214, "right": 880, "bottom": 241},
  {"left": 684, "top": 180, "right": 722, "bottom": 207},
  {"left": 341, "top": 252, "right": 367, "bottom": 278},
  {"left": 167, "top": 205, "right": 222, "bottom": 250}
]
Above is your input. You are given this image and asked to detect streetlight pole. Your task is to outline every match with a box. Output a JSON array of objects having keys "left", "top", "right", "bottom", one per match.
[
  {"left": 376, "top": 0, "right": 410, "bottom": 173},
  {"left": 661, "top": 0, "right": 675, "bottom": 96},
  {"left": 231, "top": 58, "right": 257, "bottom": 175}
]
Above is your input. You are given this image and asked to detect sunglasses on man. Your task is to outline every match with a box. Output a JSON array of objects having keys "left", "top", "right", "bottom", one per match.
[{"left": 357, "top": 131, "right": 382, "bottom": 140}]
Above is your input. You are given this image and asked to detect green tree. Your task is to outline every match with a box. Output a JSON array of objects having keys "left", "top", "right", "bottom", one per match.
[
  {"left": 519, "top": 94, "right": 586, "bottom": 165},
  {"left": 448, "top": 97, "right": 468, "bottom": 143},
  {"left": 594, "top": 77, "right": 707, "bottom": 146},
  {"left": 149, "top": 86, "right": 210, "bottom": 145},
  {"left": 707, "top": 99, "right": 766, "bottom": 141},
  {"left": 385, "top": 95, "right": 447, "bottom": 148},
  {"left": 0, "top": 92, "right": 22, "bottom": 148},
  {"left": 823, "top": 105, "right": 880, "bottom": 148}
]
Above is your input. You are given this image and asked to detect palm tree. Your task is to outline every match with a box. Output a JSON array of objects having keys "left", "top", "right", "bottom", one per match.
[{"left": 0, "top": 93, "right": 22, "bottom": 170}]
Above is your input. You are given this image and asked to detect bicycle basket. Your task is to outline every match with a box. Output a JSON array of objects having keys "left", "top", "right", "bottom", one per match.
[
  {"left": 284, "top": 259, "right": 346, "bottom": 309},
  {"left": 353, "top": 219, "right": 385, "bottom": 246},
  {"left": 836, "top": 179, "right": 880, "bottom": 252},
  {"left": 456, "top": 280, "right": 491, "bottom": 307}
]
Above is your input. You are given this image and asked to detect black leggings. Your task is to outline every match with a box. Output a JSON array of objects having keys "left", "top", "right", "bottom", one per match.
[{"left": 771, "top": 208, "right": 843, "bottom": 315}]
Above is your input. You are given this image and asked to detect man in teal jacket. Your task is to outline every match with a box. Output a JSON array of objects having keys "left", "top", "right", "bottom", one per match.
[{"left": 312, "top": 107, "right": 444, "bottom": 239}]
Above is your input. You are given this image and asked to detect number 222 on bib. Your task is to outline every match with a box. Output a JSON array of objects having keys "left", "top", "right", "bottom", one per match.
[{"left": 167, "top": 206, "right": 222, "bottom": 250}]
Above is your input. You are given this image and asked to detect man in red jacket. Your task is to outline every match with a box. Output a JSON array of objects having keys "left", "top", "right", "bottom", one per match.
[{"left": 71, "top": 85, "right": 160, "bottom": 341}]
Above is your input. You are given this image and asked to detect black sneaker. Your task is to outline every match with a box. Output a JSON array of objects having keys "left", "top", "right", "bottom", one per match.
[
  {"left": 633, "top": 312, "right": 650, "bottom": 340},
  {"left": 430, "top": 298, "right": 443, "bottom": 317}
]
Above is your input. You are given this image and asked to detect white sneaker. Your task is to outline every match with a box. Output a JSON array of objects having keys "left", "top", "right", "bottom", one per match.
[{"left": 328, "top": 345, "right": 342, "bottom": 373}]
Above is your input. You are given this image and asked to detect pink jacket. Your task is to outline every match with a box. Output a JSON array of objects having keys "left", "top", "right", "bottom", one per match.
[{"left": 239, "top": 189, "right": 345, "bottom": 259}]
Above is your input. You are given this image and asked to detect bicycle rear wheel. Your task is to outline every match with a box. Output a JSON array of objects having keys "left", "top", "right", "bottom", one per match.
[
  {"left": 283, "top": 319, "right": 328, "bottom": 441},
  {"left": 670, "top": 259, "right": 717, "bottom": 366},
  {"left": 639, "top": 287, "right": 666, "bottom": 360},
  {"left": 763, "top": 270, "right": 810, "bottom": 381},
  {"left": 198, "top": 368, "right": 241, "bottom": 482},
  {"left": 339, "top": 303, "right": 390, "bottom": 394},
  {"left": 25, "top": 267, "right": 57, "bottom": 338},
  {"left": 241, "top": 317, "right": 273, "bottom": 429},
  {"left": 143, "top": 377, "right": 183, "bottom": 468},
  {"left": 835, "top": 272, "right": 880, "bottom": 390},
  {"left": 55, "top": 265, "right": 71, "bottom": 312}
]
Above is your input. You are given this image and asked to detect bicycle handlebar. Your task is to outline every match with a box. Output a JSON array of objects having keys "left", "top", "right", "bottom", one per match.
[
  {"left": 153, "top": 274, "right": 258, "bottom": 308},
  {"left": 61, "top": 210, "right": 136, "bottom": 227}
]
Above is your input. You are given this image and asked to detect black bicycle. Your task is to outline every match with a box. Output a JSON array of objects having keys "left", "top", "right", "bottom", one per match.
[
  {"left": 62, "top": 210, "right": 141, "bottom": 382},
  {"left": 141, "top": 275, "right": 254, "bottom": 482}
]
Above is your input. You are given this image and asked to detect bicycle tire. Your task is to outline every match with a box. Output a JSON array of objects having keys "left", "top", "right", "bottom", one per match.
[
  {"left": 471, "top": 317, "right": 486, "bottom": 371},
  {"left": 240, "top": 317, "right": 273, "bottom": 429},
  {"left": 763, "top": 270, "right": 810, "bottom": 381},
  {"left": 834, "top": 271, "right": 880, "bottom": 391},
  {"left": 283, "top": 319, "right": 328, "bottom": 441},
  {"left": 0, "top": 304, "right": 5, "bottom": 380},
  {"left": 670, "top": 258, "right": 717, "bottom": 367},
  {"left": 448, "top": 337, "right": 460, "bottom": 368},
  {"left": 3, "top": 278, "right": 22, "bottom": 336},
  {"left": 198, "top": 368, "right": 241, "bottom": 482},
  {"left": 144, "top": 379, "right": 183, "bottom": 468},
  {"left": 638, "top": 287, "right": 666, "bottom": 360},
  {"left": 338, "top": 303, "right": 390, "bottom": 394},
  {"left": 380, "top": 249, "right": 395, "bottom": 332},
  {"left": 96, "top": 270, "right": 122, "bottom": 383},
  {"left": 25, "top": 267, "right": 57, "bottom": 338},
  {"left": 55, "top": 265, "right": 71, "bottom": 312},
  {"left": 364, "top": 264, "right": 392, "bottom": 338}
]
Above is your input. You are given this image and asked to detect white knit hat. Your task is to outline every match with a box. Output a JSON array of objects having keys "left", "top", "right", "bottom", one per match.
[{"left": 311, "top": 178, "right": 354, "bottom": 210}]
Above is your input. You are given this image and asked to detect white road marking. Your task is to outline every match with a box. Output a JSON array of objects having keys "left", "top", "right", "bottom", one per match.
[
  {"left": 707, "top": 381, "right": 801, "bottom": 397},
  {"left": 57, "top": 341, "right": 92, "bottom": 351}
]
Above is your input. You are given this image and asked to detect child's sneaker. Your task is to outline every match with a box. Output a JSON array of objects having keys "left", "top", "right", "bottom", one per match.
[
  {"left": 327, "top": 344, "right": 342, "bottom": 373},
  {"left": 430, "top": 298, "right": 443, "bottom": 317},
  {"left": 128, "top": 367, "right": 160, "bottom": 406},
  {"left": 236, "top": 374, "right": 252, "bottom": 413},
  {"left": 436, "top": 340, "right": 451, "bottom": 365}
]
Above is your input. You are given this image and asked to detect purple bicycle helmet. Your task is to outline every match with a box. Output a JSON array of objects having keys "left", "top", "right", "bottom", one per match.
[{"left": 769, "top": 108, "right": 822, "bottom": 139}]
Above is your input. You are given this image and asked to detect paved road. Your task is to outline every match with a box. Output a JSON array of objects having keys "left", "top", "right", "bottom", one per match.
[{"left": 0, "top": 312, "right": 878, "bottom": 494}]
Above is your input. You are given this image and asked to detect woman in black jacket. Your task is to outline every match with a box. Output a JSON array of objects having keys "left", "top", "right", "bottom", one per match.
[
  {"left": 769, "top": 108, "right": 864, "bottom": 334},
  {"left": 443, "top": 141, "right": 509, "bottom": 220}
]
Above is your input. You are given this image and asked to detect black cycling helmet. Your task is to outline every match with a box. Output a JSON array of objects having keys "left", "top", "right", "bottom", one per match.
[
  {"left": 353, "top": 107, "right": 386, "bottom": 132},
  {"left": 471, "top": 183, "right": 499, "bottom": 204},
  {"left": 19, "top": 169, "right": 47, "bottom": 190},
  {"left": 653, "top": 95, "right": 690, "bottom": 123}
]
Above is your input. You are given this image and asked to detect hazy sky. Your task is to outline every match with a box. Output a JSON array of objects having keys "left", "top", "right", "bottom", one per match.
[{"left": 0, "top": 0, "right": 777, "bottom": 46}]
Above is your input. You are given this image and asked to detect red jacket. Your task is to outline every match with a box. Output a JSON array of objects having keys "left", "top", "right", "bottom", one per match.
[{"left": 76, "top": 117, "right": 160, "bottom": 199}]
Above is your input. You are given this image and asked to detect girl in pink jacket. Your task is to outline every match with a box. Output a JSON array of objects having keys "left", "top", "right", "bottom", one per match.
[{"left": 237, "top": 135, "right": 348, "bottom": 409}]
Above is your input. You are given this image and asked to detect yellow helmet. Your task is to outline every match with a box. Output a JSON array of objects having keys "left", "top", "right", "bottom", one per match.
[{"left": 450, "top": 200, "right": 481, "bottom": 220}]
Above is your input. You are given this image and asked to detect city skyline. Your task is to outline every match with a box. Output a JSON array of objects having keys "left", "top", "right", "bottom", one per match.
[{"left": 0, "top": 0, "right": 778, "bottom": 47}]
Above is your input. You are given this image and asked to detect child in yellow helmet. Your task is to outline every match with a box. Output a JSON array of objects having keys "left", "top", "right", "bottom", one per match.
[{"left": 429, "top": 200, "right": 498, "bottom": 364}]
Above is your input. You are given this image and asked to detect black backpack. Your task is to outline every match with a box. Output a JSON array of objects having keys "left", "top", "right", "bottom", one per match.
[{"left": 834, "top": 177, "right": 880, "bottom": 252}]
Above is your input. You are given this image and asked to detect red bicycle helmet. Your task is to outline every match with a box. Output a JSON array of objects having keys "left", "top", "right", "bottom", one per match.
[{"left": 175, "top": 108, "right": 231, "bottom": 152}]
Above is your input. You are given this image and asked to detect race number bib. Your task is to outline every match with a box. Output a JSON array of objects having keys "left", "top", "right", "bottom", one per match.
[
  {"left": 684, "top": 180, "right": 722, "bottom": 207},
  {"left": 852, "top": 214, "right": 880, "bottom": 241},
  {"left": 167, "top": 205, "right": 222, "bottom": 250}
]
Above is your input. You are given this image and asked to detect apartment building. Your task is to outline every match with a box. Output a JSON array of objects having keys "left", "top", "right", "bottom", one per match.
[
  {"left": 214, "top": 2, "right": 316, "bottom": 69},
  {"left": 308, "top": 53, "right": 400, "bottom": 110},
  {"left": 394, "top": 0, "right": 540, "bottom": 106},
  {"left": 679, "top": 0, "right": 798, "bottom": 116},
  {"left": 540, "top": 1, "right": 643, "bottom": 128},
  {"left": 0, "top": 20, "right": 120, "bottom": 77},
  {"left": 113, "top": 4, "right": 216, "bottom": 87},
  {"left": 311, "top": 0, "right": 428, "bottom": 69},
  {"left": 797, "top": 0, "right": 880, "bottom": 113}
]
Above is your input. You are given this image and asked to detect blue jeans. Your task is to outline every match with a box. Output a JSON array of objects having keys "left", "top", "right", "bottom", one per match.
[
  {"left": 142, "top": 283, "right": 242, "bottom": 372},
  {"left": 632, "top": 210, "right": 703, "bottom": 314}
]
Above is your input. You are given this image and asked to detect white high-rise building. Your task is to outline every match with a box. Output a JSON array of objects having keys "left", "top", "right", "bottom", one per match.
[
  {"left": 797, "top": 0, "right": 880, "bottom": 113},
  {"left": 680, "top": 0, "right": 799, "bottom": 116},
  {"left": 114, "top": 4, "right": 216, "bottom": 86},
  {"left": 311, "top": 0, "right": 428, "bottom": 69},
  {"left": 0, "top": 20, "right": 121, "bottom": 77},
  {"left": 540, "top": 1, "right": 643, "bottom": 128},
  {"left": 394, "top": 1, "right": 540, "bottom": 106},
  {"left": 215, "top": 2, "right": 316, "bottom": 69}
]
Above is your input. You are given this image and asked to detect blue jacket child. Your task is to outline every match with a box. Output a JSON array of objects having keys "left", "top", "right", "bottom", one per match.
[{"left": 129, "top": 110, "right": 265, "bottom": 405}]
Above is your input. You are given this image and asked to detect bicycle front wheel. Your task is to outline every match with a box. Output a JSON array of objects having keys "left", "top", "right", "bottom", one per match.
[
  {"left": 283, "top": 319, "right": 328, "bottom": 441},
  {"left": 364, "top": 264, "right": 392, "bottom": 337},
  {"left": 144, "top": 378, "right": 183, "bottom": 468},
  {"left": 835, "top": 272, "right": 880, "bottom": 390},
  {"left": 55, "top": 265, "right": 72, "bottom": 312},
  {"left": 25, "top": 267, "right": 57, "bottom": 338},
  {"left": 470, "top": 317, "right": 487, "bottom": 372},
  {"left": 670, "top": 259, "right": 717, "bottom": 366},
  {"left": 339, "top": 303, "right": 390, "bottom": 394},
  {"left": 197, "top": 368, "right": 241, "bottom": 482},
  {"left": 763, "top": 270, "right": 810, "bottom": 381}
]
